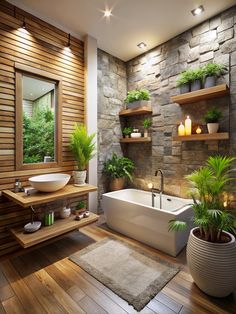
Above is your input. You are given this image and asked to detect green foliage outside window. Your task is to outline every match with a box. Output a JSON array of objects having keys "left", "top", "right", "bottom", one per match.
[{"left": 23, "top": 106, "right": 55, "bottom": 163}]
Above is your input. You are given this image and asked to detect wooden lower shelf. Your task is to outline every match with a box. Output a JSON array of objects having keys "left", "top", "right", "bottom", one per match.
[
  {"left": 173, "top": 132, "right": 229, "bottom": 142},
  {"left": 11, "top": 213, "right": 99, "bottom": 248},
  {"left": 120, "top": 137, "right": 151, "bottom": 143},
  {"left": 119, "top": 106, "right": 152, "bottom": 116}
]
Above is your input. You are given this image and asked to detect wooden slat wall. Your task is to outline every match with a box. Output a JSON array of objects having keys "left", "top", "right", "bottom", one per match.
[{"left": 0, "top": 0, "right": 86, "bottom": 256}]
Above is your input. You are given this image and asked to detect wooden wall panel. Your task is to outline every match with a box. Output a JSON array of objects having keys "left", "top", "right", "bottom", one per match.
[{"left": 0, "top": 0, "right": 86, "bottom": 256}]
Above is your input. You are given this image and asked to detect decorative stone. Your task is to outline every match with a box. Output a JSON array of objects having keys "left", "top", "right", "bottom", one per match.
[
  {"left": 199, "top": 30, "right": 217, "bottom": 44},
  {"left": 217, "top": 29, "right": 234, "bottom": 44},
  {"left": 192, "top": 21, "right": 209, "bottom": 36},
  {"left": 187, "top": 46, "right": 199, "bottom": 62},
  {"left": 210, "top": 17, "right": 221, "bottom": 29},
  {"left": 200, "top": 51, "right": 214, "bottom": 62},
  {"left": 217, "top": 17, "right": 234, "bottom": 32}
]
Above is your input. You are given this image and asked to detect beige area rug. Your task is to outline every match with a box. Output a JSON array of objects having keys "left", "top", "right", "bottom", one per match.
[{"left": 69, "top": 237, "right": 180, "bottom": 311}]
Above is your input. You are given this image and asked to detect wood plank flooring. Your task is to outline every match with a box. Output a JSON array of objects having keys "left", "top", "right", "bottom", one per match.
[{"left": 0, "top": 216, "right": 235, "bottom": 314}]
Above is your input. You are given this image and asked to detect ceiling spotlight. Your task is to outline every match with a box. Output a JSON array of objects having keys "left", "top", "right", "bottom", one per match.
[
  {"left": 191, "top": 5, "right": 204, "bottom": 16},
  {"left": 137, "top": 42, "right": 147, "bottom": 49},
  {"left": 104, "top": 10, "right": 112, "bottom": 17}
]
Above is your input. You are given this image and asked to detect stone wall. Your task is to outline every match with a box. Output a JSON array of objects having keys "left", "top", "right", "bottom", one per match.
[
  {"left": 125, "top": 6, "right": 236, "bottom": 202},
  {"left": 97, "top": 6, "right": 236, "bottom": 209},
  {"left": 97, "top": 49, "right": 127, "bottom": 209}
]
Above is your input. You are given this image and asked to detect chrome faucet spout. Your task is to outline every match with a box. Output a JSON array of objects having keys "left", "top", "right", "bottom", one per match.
[{"left": 154, "top": 169, "right": 164, "bottom": 209}]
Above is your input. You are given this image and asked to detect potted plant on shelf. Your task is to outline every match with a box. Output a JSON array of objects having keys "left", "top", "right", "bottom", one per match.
[
  {"left": 76, "top": 200, "right": 86, "bottom": 214},
  {"left": 202, "top": 62, "right": 225, "bottom": 88},
  {"left": 103, "top": 153, "right": 135, "bottom": 191},
  {"left": 124, "top": 89, "right": 151, "bottom": 109},
  {"left": 70, "top": 124, "right": 96, "bottom": 186},
  {"left": 143, "top": 118, "right": 152, "bottom": 137},
  {"left": 122, "top": 127, "right": 133, "bottom": 138},
  {"left": 204, "top": 107, "right": 222, "bottom": 134},
  {"left": 176, "top": 70, "right": 191, "bottom": 94},
  {"left": 169, "top": 155, "right": 236, "bottom": 297},
  {"left": 189, "top": 68, "right": 203, "bottom": 92}
]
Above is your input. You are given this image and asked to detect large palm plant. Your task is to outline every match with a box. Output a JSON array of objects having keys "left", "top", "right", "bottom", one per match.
[
  {"left": 70, "top": 124, "right": 96, "bottom": 171},
  {"left": 169, "top": 156, "right": 236, "bottom": 242}
]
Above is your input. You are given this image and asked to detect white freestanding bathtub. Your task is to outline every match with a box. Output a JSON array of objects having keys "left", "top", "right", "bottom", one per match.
[{"left": 102, "top": 189, "right": 193, "bottom": 257}]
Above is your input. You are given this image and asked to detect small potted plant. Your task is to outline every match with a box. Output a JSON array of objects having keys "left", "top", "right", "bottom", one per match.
[
  {"left": 124, "top": 89, "right": 151, "bottom": 109},
  {"left": 204, "top": 108, "right": 222, "bottom": 134},
  {"left": 176, "top": 70, "right": 191, "bottom": 94},
  {"left": 70, "top": 124, "right": 96, "bottom": 186},
  {"left": 169, "top": 156, "right": 236, "bottom": 298},
  {"left": 202, "top": 62, "right": 225, "bottom": 88},
  {"left": 190, "top": 68, "right": 203, "bottom": 91},
  {"left": 143, "top": 118, "right": 152, "bottom": 137},
  {"left": 122, "top": 127, "right": 133, "bottom": 138},
  {"left": 76, "top": 200, "right": 86, "bottom": 214},
  {"left": 103, "top": 153, "right": 135, "bottom": 191}
]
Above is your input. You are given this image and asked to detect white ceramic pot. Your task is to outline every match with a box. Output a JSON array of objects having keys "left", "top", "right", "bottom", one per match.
[
  {"left": 144, "top": 130, "right": 149, "bottom": 138},
  {"left": 73, "top": 170, "right": 87, "bottom": 186},
  {"left": 187, "top": 227, "right": 236, "bottom": 297},
  {"left": 60, "top": 207, "right": 71, "bottom": 219},
  {"left": 131, "top": 132, "right": 142, "bottom": 138},
  {"left": 207, "top": 123, "right": 219, "bottom": 134}
]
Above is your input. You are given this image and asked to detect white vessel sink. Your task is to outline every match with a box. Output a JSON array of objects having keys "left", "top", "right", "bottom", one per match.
[{"left": 29, "top": 173, "right": 71, "bottom": 192}]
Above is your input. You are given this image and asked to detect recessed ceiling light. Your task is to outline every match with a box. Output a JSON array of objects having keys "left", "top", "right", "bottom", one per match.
[
  {"left": 104, "top": 9, "right": 112, "bottom": 17},
  {"left": 191, "top": 5, "right": 204, "bottom": 16},
  {"left": 137, "top": 42, "right": 147, "bottom": 49}
]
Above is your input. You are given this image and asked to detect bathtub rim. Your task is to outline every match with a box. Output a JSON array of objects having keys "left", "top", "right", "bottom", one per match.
[{"left": 102, "top": 188, "right": 193, "bottom": 215}]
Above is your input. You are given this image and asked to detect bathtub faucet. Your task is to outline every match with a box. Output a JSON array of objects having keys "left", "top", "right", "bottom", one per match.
[{"left": 152, "top": 169, "right": 164, "bottom": 209}]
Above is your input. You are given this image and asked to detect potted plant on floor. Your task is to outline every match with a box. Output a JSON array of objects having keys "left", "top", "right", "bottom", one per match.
[
  {"left": 122, "top": 127, "right": 133, "bottom": 138},
  {"left": 202, "top": 62, "right": 225, "bottom": 88},
  {"left": 103, "top": 153, "right": 135, "bottom": 191},
  {"left": 143, "top": 118, "right": 152, "bottom": 137},
  {"left": 204, "top": 108, "right": 222, "bottom": 134},
  {"left": 70, "top": 124, "right": 96, "bottom": 186},
  {"left": 124, "top": 89, "right": 151, "bottom": 109},
  {"left": 169, "top": 156, "right": 236, "bottom": 297}
]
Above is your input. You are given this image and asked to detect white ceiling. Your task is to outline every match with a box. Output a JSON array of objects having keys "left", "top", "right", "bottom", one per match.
[
  {"left": 23, "top": 76, "right": 55, "bottom": 101},
  {"left": 8, "top": 0, "right": 236, "bottom": 61}
]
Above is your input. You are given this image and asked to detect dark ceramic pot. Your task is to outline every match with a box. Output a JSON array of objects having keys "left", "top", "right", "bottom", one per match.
[
  {"left": 204, "top": 76, "right": 216, "bottom": 88},
  {"left": 191, "top": 79, "right": 201, "bottom": 91},
  {"left": 179, "top": 83, "right": 190, "bottom": 94}
]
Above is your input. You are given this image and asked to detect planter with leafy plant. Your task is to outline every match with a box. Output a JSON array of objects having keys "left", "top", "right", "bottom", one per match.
[
  {"left": 169, "top": 156, "right": 236, "bottom": 297},
  {"left": 202, "top": 62, "right": 225, "bottom": 88},
  {"left": 143, "top": 118, "right": 152, "bottom": 137},
  {"left": 76, "top": 200, "right": 86, "bottom": 214},
  {"left": 122, "top": 127, "right": 133, "bottom": 138},
  {"left": 103, "top": 153, "right": 135, "bottom": 191},
  {"left": 177, "top": 68, "right": 203, "bottom": 93},
  {"left": 70, "top": 124, "right": 96, "bottom": 186},
  {"left": 124, "top": 89, "right": 151, "bottom": 109},
  {"left": 204, "top": 107, "right": 222, "bottom": 134}
]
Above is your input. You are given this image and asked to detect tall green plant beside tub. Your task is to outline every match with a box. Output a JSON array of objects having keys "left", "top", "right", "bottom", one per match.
[
  {"left": 70, "top": 124, "right": 96, "bottom": 186},
  {"left": 103, "top": 153, "right": 135, "bottom": 191},
  {"left": 169, "top": 156, "right": 236, "bottom": 297}
]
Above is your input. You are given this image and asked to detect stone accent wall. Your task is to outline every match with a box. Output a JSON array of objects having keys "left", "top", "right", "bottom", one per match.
[
  {"left": 97, "top": 50, "right": 127, "bottom": 209},
  {"left": 97, "top": 6, "right": 236, "bottom": 209},
  {"left": 126, "top": 6, "right": 236, "bottom": 200}
]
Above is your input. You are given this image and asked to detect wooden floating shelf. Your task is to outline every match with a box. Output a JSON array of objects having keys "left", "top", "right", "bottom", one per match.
[
  {"left": 173, "top": 132, "right": 229, "bottom": 142},
  {"left": 3, "top": 184, "right": 97, "bottom": 208},
  {"left": 119, "top": 106, "right": 152, "bottom": 116},
  {"left": 120, "top": 137, "right": 152, "bottom": 143},
  {"left": 11, "top": 214, "right": 99, "bottom": 248},
  {"left": 171, "top": 84, "right": 229, "bottom": 105}
]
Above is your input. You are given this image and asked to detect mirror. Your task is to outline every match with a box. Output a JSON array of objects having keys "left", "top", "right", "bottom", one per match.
[
  {"left": 22, "top": 75, "right": 56, "bottom": 164},
  {"left": 15, "top": 64, "right": 62, "bottom": 170}
]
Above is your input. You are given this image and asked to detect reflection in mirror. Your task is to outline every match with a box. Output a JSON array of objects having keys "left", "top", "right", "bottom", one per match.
[{"left": 22, "top": 75, "right": 56, "bottom": 164}]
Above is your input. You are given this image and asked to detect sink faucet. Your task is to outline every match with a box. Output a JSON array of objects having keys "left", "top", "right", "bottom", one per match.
[{"left": 151, "top": 169, "right": 164, "bottom": 209}]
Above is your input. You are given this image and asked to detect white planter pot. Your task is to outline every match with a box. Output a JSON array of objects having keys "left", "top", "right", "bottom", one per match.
[
  {"left": 187, "top": 227, "right": 236, "bottom": 297},
  {"left": 131, "top": 133, "right": 142, "bottom": 138},
  {"left": 144, "top": 130, "right": 149, "bottom": 138},
  {"left": 207, "top": 123, "right": 219, "bottom": 134},
  {"left": 60, "top": 207, "right": 71, "bottom": 219},
  {"left": 73, "top": 170, "right": 87, "bottom": 186}
]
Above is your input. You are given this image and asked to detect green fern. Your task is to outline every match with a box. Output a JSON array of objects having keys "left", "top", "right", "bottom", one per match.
[{"left": 70, "top": 124, "right": 96, "bottom": 171}]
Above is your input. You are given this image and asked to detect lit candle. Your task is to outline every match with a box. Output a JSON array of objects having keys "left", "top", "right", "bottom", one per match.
[
  {"left": 178, "top": 122, "right": 185, "bottom": 136},
  {"left": 223, "top": 201, "right": 227, "bottom": 208},
  {"left": 148, "top": 183, "right": 153, "bottom": 189},
  {"left": 196, "top": 126, "right": 202, "bottom": 134},
  {"left": 185, "top": 116, "right": 192, "bottom": 135}
]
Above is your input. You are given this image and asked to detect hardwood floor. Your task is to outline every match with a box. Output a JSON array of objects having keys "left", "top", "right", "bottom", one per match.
[{"left": 0, "top": 216, "right": 235, "bottom": 314}]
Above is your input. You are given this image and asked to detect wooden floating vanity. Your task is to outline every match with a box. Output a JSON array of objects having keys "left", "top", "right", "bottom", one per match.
[{"left": 3, "top": 184, "right": 99, "bottom": 248}]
